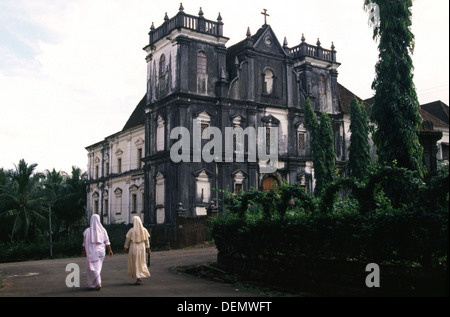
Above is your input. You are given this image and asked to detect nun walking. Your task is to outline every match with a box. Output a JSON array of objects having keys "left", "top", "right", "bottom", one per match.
[
  {"left": 82, "top": 214, "right": 113, "bottom": 290},
  {"left": 123, "top": 216, "right": 151, "bottom": 285}
]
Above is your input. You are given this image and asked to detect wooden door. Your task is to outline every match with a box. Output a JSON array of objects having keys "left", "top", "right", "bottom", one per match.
[{"left": 262, "top": 176, "right": 278, "bottom": 192}]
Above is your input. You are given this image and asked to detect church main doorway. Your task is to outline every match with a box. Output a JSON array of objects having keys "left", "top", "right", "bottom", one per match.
[{"left": 262, "top": 175, "right": 279, "bottom": 192}]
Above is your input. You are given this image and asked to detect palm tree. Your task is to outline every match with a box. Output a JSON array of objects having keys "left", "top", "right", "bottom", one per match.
[
  {"left": 50, "top": 167, "right": 87, "bottom": 238},
  {"left": 41, "top": 166, "right": 87, "bottom": 240},
  {"left": 0, "top": 159, "right": 45, "bottom": 241}
]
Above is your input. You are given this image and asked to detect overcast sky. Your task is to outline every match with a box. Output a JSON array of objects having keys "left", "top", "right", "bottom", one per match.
[{"left": 0, "top": 0, "right": 448, "bottom": 173}]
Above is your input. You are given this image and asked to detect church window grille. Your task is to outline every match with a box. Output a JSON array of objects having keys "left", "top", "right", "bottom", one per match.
[
  {"left": 159, "top": 54, "right": 166, "bottom": 76},
  {"left": 197, "top": 51, "right": 207, "bottom": 74},
  {"left": 298, "top": 133, "right": 305, "bottom": 150},
  {"left": 201, "top": 123, "right": 210, "bottom": 140},
  {"left": 266, "top": 128, "right": 271, "bottom": 154}
]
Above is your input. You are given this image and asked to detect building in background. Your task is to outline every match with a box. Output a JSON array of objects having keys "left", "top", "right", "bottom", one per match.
[{"left": 86, "top": 96, "right": 146, "bottom": 224}]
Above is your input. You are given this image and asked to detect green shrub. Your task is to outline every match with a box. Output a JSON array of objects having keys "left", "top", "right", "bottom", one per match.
[{"left": 211, "top": 165, "right": 449, "bottom": 269}]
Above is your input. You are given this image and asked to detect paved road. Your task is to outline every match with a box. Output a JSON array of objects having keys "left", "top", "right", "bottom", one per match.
[{"left": 0, "top": 247, "right": 263, "bottom": 297}]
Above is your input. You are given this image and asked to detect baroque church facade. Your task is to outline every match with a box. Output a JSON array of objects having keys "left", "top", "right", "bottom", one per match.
[
  {"left": 142, "top": 5, "right": 343, "bottom": 226},
  {"left": 85, "top": 5, "right": 449, "bottom": 226}
]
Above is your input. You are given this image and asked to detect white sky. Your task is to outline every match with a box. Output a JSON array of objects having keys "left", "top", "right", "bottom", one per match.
[{"left": 0, "top": 0, "right": 448, "bottom": 173}]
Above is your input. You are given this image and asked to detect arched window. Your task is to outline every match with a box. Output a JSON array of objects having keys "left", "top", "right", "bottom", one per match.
[
  {"left": 159, "top": 54, "right": 166, "bottom": 76},
  {"left": 197, "top": 51, "right": 207, "bottom": 74},
  {"left": 264, "top": 69, "right": 274, "bottom": 94}
]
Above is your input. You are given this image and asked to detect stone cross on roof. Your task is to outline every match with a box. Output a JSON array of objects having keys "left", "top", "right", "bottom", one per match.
[{"left": 261, "top": 9, "right": 269, "bottom": 25}]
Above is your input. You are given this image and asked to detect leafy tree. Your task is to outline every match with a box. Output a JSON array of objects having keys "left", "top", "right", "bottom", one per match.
[
  {"left": 304, "top": 98, "right": 324, "bottom": 195},
  {"left": 304, "top": 98, "right": 336, "bottom": 195},
  {"left": 56, "top": 166, "right": 87, "bottom": 235},
  {"left": 364, "top": 0, "right": 425, "bottom": 177},
  {"left": 348, "top": 97, "right": 371, "bottom": 180},
  {"left": 319, "top": 112, "right": 336, "bottom": 187}
]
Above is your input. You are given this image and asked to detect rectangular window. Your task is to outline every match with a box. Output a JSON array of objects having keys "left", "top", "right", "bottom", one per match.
[
  {"left": 115, "top": 195, "right": 122, "bottom": 215},
  {"left": 132, "top": 194, "right": 137, "bottom": 213},
  {"left": 117, "top": 158, "right": 122, "bottom": 174},
  {"left": 155, "top": 173, "right": 165, "bottom": 207},
  {"left": 197, "top": 51, "right": 207, "bottom": 73},
  {"left": 94, "top": 200, "right": 99, "bottom": 214},
  {"left": 234, "top": 183, "right": 243, "bottom": 194},
  {"left": 160, "top": 54, "right": 166, "bottom": 77},
  {"left": 137, "top": 149, "right": 142, "bottom": 169},
  {"left": 105, "top": 162, "right": 109, "bottom": 176},
  {"left": 95, "top": 166, "right": 99, "bottom": 179},
  {"left": 266, "top": 128, "right": 271, "bottom": 154},
  {"left": 298, "top": 133, "right": 305, "bottom": 150},
  {"left": 201, "top": 123, "right": 210, "bottom": 140},
  {"left": 156, "top": 119, "right": 165, "bottom": 152}
]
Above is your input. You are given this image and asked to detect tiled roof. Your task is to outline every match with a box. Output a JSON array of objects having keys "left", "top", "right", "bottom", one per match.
[
  {"left": 338, "top": 84, "right": 448, "bottom": 131},
  {"left": 122, "top": 95, "right": 147, "bottom": 132},
  {"left": 337, "top": 83, "right": 371, "bottom": 114},
  {"left": 420, "top": 100, "right": 449, "bottom": 125}
]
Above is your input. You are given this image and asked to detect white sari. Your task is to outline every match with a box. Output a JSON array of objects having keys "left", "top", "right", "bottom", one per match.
[{"left": 83, "top": 215, "right": 110, "bottom": 288}]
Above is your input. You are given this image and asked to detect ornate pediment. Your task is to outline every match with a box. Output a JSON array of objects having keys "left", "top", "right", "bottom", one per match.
[
  {"left": 230, "top": 114, "right": 246, "bottom": 126},
  {"left": 114, "top": 188, "right": 123, "bottom": 196},
  {"left": 134, "top": 138, "right": 145, "bottom": 147},
  {"left": 115, "top": 149, "right": 123, "bottom": 156},
  {"left": 261, "top": 114, "right": 280, "bottom": 126},
  {"left": 193, "top": 168, "right": 214, "bottom": 178}
]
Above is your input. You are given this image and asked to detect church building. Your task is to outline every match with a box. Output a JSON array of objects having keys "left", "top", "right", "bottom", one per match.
[
  {"left": 85, "top": 5, "right": 448, "bottom": 228},
  {"left": 142, "top": 5, "right": 343, "bottom": 226}
]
